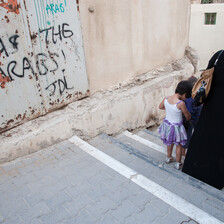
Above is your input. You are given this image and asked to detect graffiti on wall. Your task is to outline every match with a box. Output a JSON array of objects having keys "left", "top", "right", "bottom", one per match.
[
  {"left": 0, "top": 22, "right": 76, "bottom": 96},
  {"left": 0, "top": 0, "right": 86, "bottom": 97},
  {"left": 0, "top": 0, "right": 89, "bottom": 131},
  {"left": 46, "top": 0, "right": 67, "bottom": 15},
  {"left": 34, "top": 22, "right": 76, "bottom": 96}
]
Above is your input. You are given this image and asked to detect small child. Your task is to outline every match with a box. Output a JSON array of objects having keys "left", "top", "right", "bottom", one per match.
[
  {"left": 158, "top": 80, "right": 192, "bottom": 170},
  {"left": 182, "top": 76, "right": 202, "bottom": 158}
]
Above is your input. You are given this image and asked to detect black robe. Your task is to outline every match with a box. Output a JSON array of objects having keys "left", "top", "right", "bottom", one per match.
[{"left": 182, "top": 50, "right": 224, "bottom": 190}]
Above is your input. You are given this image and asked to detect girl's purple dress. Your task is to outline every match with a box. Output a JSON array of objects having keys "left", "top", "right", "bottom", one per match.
[{"left": 159, "top": 99, "right": 187, "bottom": 146}]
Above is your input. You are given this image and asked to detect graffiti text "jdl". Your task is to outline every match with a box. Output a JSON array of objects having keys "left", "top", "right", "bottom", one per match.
[{"left": 45, "top": 69, "right": 73, "bottom": 96}]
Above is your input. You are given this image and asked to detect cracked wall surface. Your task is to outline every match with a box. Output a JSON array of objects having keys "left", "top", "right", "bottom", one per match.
[
  {"left": 0, "top": 0, "right": 193, "bottom": 162},
  {"left": 0, "top": 53, "right": 195, "bottom": 163},
  {"left": 79, "top": 0, "right": 191, "bottom": 93}
]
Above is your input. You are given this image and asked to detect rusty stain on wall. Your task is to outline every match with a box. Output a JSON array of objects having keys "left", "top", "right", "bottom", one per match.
[
  {"left": 0, "top": 0, "right": 21, "bottom": 14},
  {"left": 4, "top": 15, "right": 10, "bottom": 23},
  {"left": 30, "top": 33, "right": 37, "bottom": 41},
  {"left": 0, "top": 73, "right": 11, "bottom": 88},
  {"left": 76, "top": 0, "right": 79, "bottom": 12}
]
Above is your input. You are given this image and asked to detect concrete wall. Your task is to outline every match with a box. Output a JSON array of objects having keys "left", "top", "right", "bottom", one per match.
[
  {"left": 0, "top": 0, "right": 195, "bottom": 163},
  {"left": 79, "top": 0, "right": 191, "bottom": 93},
  {"left": 212, "top": 0, "right": 224, "bottom": 3},
  {"left": 0, "top": 0, "right": 191, "bottom": 133},
  {"left": 0, "top": 56, "right": 194, "bottom": 163},
  {"left": 191, "top": 0, "right": 201, "bottom": 4},
  {"left": 189, "top": 4, "right": 224, "bottom": 70}
]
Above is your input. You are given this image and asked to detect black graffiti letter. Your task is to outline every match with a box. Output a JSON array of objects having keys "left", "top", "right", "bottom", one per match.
[
  {"left": 45, "top": 81, "right": 57, "bottom": 96},
  {"left": 58, "top": 70, "right": 74, "bottom": 95},
  {"left": 36, "top": 53, "right": 48, "bottom": 76},
  {"left": 58, "top": 79, "right": 65, "bottom": 95},
  {"left": 7, "top": 61, "right": 23, "bottom": 78},
  {"left": 63, "top": 69, "right": 73, "bottom": 90},
  {"left": 49, "top": 53, "right": 59, "bottom": 72},
  {"left": 62, "top": 23, "right": 73, "bottom": 38},
  {"left": 23, "top": 57, "right": 34, "bottom": 76},
  {"left": 52, "top": 25, "right": 62, "bottom": 44},
  {"left": 0, "top": 38, "right": 9, "bottom": 57},
  {"left": 39, "top": 27, "right": 51, "bottom": 44},
  {"left": 9, "top": 34, "right": 19, "bottom": 50}
]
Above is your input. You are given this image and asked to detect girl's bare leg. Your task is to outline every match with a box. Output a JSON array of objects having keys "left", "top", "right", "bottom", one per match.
[
  {"left": 167, "top": 144, "right": 174, "bottom": 158},
  {"left": 182, "top": 147, "right": 186, "bottom": 157},
  {"left": 176, "top": 144, "right": 182, "bottom": 163}
]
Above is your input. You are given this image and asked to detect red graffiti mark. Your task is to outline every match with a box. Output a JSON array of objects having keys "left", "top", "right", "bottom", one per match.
[
  {"left": 0, "top": 73, "right": 11, "bottom": 89},
  {"left": 0, "top": 0, "right": 21, "bottom": 14}
]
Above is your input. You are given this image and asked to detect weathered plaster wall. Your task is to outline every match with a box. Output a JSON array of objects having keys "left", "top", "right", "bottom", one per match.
[
  {"left": 0, "top": 0, "right": 194, "bottom": 163},
  {"left": 79, "top": 0, "right": 191, "bottom": 93},
  {"left": 0, "top": 0, "right": 191, "bottom": 133},
  {"left": 0, "top": 55, "right": 194, "bottom": 164},
  {"left": 0, "top": 0, "right": 89, "bottom": 133},
  {"left": 189, "top": 4, "right": 224, "bottom": 70},
  {"left": 191, "top": 0, "right": 201, "bottom": 3}
]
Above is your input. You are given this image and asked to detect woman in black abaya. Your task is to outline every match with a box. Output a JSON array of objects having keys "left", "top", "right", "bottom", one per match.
[{"left": 182, "top": 50, "right": 224, "bottom": 190}]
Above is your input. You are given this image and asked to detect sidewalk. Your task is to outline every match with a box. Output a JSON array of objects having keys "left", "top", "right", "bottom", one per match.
[{"left": 0, "top": 138, "right": 199, "bottom": 224}]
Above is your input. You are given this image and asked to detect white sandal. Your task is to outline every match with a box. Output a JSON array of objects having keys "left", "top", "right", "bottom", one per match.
[
  {"left": 175, "top": 162, "right": 182, "bottom": 170},
  {"left": 165, "top": 157, "right": 173, "bottom": 164}
]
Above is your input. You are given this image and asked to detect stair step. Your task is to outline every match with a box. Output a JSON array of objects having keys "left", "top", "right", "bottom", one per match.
[
  {"left": 115, "top": 132, "right": 166, "bottom": 164},
  {"left": 117, "top": 129, "right": 177, "bottom": 162},
  {"left": 123, "top": 130, "right": 166, "bottom": 155},
  {"left": 82, "top": 133, "right": 224, "bottom": 223},
  {"left": 139, "top": 129, "right": 224, "bottom": 194},
  {"left": 138, "top": 128, "right": 178, "bottom": 156},
  {"left": 138, "top": 128, "right": 163, "bottom": 146}
]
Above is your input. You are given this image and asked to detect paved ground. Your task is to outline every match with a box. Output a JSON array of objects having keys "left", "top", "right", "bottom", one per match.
[{"left": 0, "top": 132, "right": 223, "bottom": 224}]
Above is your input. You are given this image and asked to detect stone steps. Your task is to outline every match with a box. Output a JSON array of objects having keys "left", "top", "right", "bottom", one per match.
[{"left": 84, "top": 128, "right": 224, "bottom": 223}]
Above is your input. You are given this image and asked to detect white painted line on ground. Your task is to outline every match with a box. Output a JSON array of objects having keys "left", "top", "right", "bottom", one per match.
[
  {"left": 123, "top": 130, "right": 166, "bottom": 154},
  {"left": 69, "top": 135, "right": 223, "bottom": 224},
  {"left": 123, "top": 130, "right": 176, "bottom": 158}
]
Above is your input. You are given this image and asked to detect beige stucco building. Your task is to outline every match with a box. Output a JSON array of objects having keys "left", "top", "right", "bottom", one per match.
[
  {"left": 189, "top": 3, "right": 224, "bottom": 70},
  {"left": 80, "top": 1, "right": 191, "bottom": 93}
]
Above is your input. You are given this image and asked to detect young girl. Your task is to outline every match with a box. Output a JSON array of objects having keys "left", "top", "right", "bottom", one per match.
[
  {"left": 182, "top": 76, "right": 202, "bottom": 159},
  {"left": 159, "top": 80, "right": 192, "bottom": 170}
]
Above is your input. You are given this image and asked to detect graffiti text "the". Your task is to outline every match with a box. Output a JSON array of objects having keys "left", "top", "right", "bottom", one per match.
[{"left": 39, "top": 23, "right": 73, "bottom": 45}]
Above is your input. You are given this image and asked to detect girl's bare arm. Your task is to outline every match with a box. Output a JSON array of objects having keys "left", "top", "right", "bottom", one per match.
[
  {"left": 178, "top": 102, "right": 191, "bottom": 120},
  {"left": 159, "top": 98, "right": 166, "bottom": 110}
]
